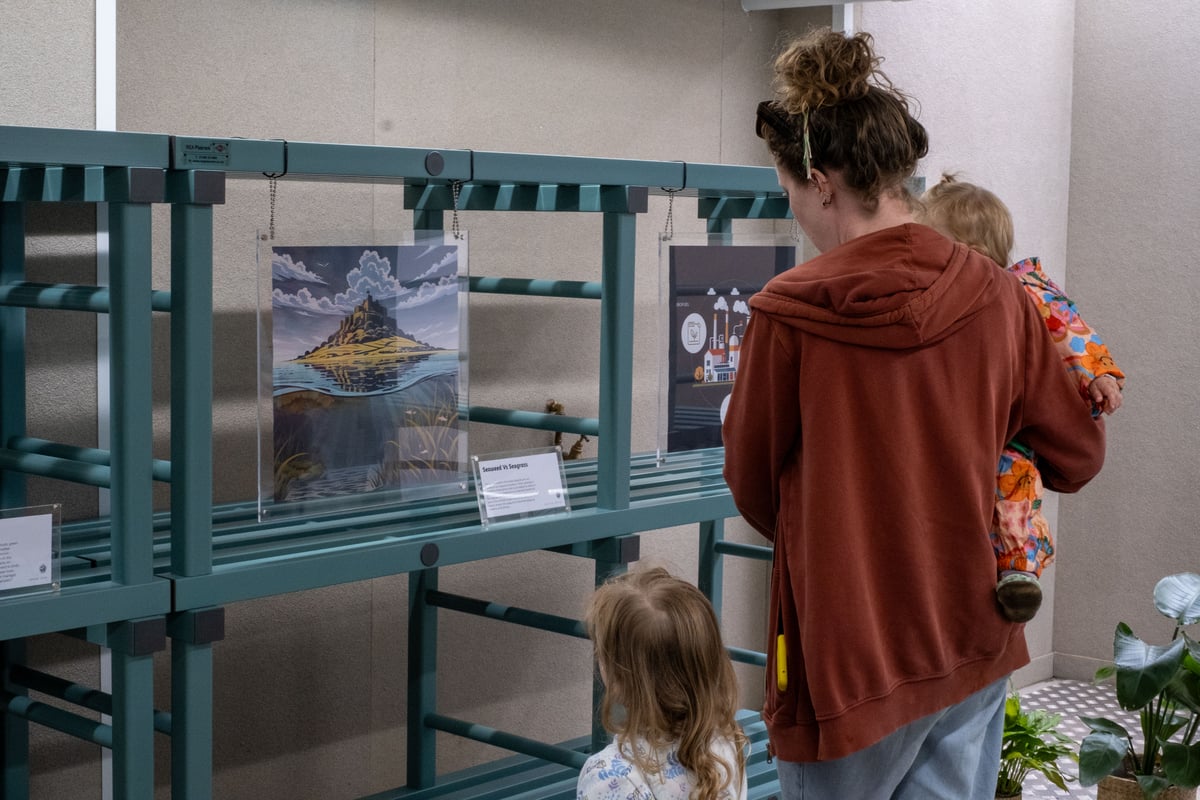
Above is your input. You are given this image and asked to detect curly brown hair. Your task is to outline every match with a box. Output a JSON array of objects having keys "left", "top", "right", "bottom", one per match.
[{"left": 761, "top": 29, "right": 928, "bottom": 210}]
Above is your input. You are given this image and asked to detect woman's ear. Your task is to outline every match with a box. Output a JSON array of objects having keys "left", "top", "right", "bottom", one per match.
[{"left": 808, "top": 167, "right": 831, "bottom": 194}]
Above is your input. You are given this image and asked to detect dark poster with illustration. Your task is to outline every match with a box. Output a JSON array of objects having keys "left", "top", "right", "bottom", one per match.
[
  {"left": 666, "top": 242, "right": 794, "bottom": 453},
  {"left": 266, "top": 236, "right": 466, "bottom": 509}
]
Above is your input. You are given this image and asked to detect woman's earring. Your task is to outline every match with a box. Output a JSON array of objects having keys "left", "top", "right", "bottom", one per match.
[
  {"left": 820, "top": 192, "right": 833, "bottom": 208},
  {"left": 790, "top": 217, "right": 801, "bottom": 241}
]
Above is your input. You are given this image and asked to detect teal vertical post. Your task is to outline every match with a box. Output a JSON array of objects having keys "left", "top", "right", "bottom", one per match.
[
  {"left": 171, "top": 620, "right": 214, "bottom": 800},
  {"left": 0, "top": 203, "right": 28, "bottom": 510},
  {"left": 107, "top": 193, "right": 155, "bottom": 585},
  {"left": 698, "top": 519, "right": 724, "bottom": 617},
  {"left": 407, "top": 568, "right": 438, "bottom": 788},
  {"left": 170, "top": 198, "right": 214, "bottom": 577},
  {"left": 706, "top": 217, "right": 732, "bottom": 240},
  {"left": 109, "top": 620, "right": 159, "bottom": 800},
  {"left": 0, "top": 640, "right": 29, "bottom": 799},
  {"left": 596, "top": 210, "right": 635, "bottom": 510},
  {"left": 169, "top": 177, "right": 217, "bottom": 800}
]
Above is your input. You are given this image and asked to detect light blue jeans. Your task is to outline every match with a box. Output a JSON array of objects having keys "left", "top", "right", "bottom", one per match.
[{"left": 775, "top": 677, "right": 1008, "bottom": 800}]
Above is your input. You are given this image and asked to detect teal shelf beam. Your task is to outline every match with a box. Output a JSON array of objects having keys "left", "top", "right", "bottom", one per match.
[
  {"left": 679, "top": 161, "right": 784, "bottom": 197},
  {"left": 728, "top": 646, "right": 768, "bottom": 668},
  {"left": 171, "top": 136, "right": 474, "bottom": 183},
  {"left": 6, "top": 437, "right": 171, "bottom": 483},
  {"left": 1, "top": 693, "right": 113, "bottom": 748},
  {"left": 426, "top": 591, "right": 587, "bottom": 639},
  {"left": 171, "top": 495, "right": 736, "bottom": 609},
  {"left": 0, "top": 582, "right": 169, "bottom": 643},
  {"left": 0, "top": 281, "right": 172, "bottom": 313},
  {"left": 0, "top": 126, "right": 168, "bottom": 169},
  {"left": 8, "top": 666, "right": 172, "bottom": 735},
  {"left": 467, "top": 277, "right": 601, "bottom": 299},
  {"left": 424, "top": 714, "right": 589, "bottom": 771},
  {"left": 468, "top": 407, "right": 598, "bottom": 436},
  {"left": 0, "top": 448, "right": 112, "bottom": 487},
  {"left": 714, "top": 540, "right": 773, "bottom": 561}
]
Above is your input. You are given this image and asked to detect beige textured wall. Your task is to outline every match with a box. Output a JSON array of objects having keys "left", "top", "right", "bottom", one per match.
[
  {"left": 1052, "top": 1, "right": 1200, "bottom": 680},
  {"left": 859, "top": 0, "right": 1078, "bottom": 686}
]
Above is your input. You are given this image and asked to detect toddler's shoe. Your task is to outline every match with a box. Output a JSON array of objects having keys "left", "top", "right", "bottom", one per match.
[{"left": 996, "top": 572, "right": 1042, "bottom": 623}]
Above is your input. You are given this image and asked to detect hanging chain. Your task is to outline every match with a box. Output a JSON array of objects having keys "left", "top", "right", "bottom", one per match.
[
  {"left": 450, "top": 180, "right": 463, "bottom": 240},
  {"left": 662, "top": 188, "right": 679, "bottom": 240},
  {"left": 267, "top": 176, "right": 278, "bottom": 241}
]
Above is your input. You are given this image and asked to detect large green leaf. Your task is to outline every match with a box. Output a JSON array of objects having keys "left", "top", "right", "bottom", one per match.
[
  {"left": 1162, "top": 741, "right": 1200, "bottom": 788},
  {"left": 1079, "top": 730, "right": 1129, "bottom": 786},
  {"left": 1166, "top": 670, "right": 1200, "bottom": 715},
  {"left": 1155, "top": 573, "right": 1200, "bottom": 625},
  {"left": 1082, "top": 715, "right": 1131, "bottom": 737},
  {"left": 1115, "top": 623, "right": 1187, "bottom": 709},
  {"left": 1138, "top": 773, "right": 1172, "bottom": 800}
]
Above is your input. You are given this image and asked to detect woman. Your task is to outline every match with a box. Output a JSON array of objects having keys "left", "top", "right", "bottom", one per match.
[{"left": 721, "top": 29, "right": 1106, "bottom": 799}]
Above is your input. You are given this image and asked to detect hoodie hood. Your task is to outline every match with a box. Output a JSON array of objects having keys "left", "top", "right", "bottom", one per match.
[{"left": 750, "top": 223, "right": 1001, "bottom": 350}]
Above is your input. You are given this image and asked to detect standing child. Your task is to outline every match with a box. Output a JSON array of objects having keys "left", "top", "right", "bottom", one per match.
[
  {"left": 578, "top": 567, "right": 748, "bottom": 800},
  {"left": 919, "top": 174, "right": 1125, "bottom": 623}
]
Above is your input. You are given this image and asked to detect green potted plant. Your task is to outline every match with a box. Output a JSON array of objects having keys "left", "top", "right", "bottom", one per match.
[
  {"left": 1079, "top": 572, "right": 1200, "bottom": 800},
  {"left": 995, "top": 688, "right": 1076, "bottom": 799}
]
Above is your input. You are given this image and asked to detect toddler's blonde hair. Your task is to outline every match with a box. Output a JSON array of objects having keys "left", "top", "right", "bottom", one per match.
[
  {"left": 918, "top": 173, "right": 1014, "bottom": 267},
  {"left": 587, "top": 567, "right": 746, "bottom": 800}
]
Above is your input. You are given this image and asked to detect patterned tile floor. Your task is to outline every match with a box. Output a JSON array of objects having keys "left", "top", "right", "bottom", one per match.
[{"left": 1015, "top": 678, "right": 1138, "bottom": 799}]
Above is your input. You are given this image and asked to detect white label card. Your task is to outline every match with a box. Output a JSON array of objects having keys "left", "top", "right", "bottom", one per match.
[
  {"left": 474, "top": 449, "right": 569, "bottom": 525},
  {"left": 0, "top": 513, "right": 54, "bottom": 590}
]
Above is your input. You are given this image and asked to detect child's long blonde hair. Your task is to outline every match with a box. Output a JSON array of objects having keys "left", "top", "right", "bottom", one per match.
[
  {"left": 918, "top": 173, "right": 1014, "bottom": 268},
  {"left": 586, "top": 567, "right": 747, "bottom": 800}
]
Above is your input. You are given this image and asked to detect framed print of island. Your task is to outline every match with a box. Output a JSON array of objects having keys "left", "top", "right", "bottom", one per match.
[{"left": 260, "top": 232, "right": 468, "bottom": 517}]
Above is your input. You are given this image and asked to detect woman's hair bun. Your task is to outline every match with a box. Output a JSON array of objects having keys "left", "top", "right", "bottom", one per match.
[{"left": 773, "top": 30, "right": 890, "bottom": 115}]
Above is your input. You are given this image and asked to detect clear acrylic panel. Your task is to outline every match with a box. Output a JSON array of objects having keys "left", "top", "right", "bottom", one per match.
[
  {"left": 0, "top": 503, "right": 61, "bottom": 598},
  {"left": 656, "top": 233, "right": 798, "bottom": 462},
  {"left": 256, "top": 231, "right": 470, "bottom": 521}
]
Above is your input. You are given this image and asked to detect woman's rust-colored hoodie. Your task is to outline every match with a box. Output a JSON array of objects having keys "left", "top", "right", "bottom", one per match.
[{"left": 722, "top": 224, "right": 1105, "bottom": 763}]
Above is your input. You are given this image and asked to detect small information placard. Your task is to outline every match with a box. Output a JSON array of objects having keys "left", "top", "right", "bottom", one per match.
[
  {"left": 0, "top": 504, "right": 61, "bottom": 598},
  {"left": 472, "top": 447, "right": 570, "bottom": 527}
]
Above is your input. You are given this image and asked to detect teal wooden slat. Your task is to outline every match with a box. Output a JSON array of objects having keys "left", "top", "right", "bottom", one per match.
[
  {"left": 471, "top": 151, "right": 682, "bottom": 189},
  {"left": 698, "top": 195, "right": 792, "bottom": 220}
]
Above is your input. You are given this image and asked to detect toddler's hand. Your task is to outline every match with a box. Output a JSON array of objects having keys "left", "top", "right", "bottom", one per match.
[{"left": 1089, "top": 375, "right": 1122, "bottom": 415}]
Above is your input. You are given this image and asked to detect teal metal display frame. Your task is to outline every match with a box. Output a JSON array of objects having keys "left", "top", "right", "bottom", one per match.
[{"left": 0, "top": 125, "right": 788, "bottom": 800}]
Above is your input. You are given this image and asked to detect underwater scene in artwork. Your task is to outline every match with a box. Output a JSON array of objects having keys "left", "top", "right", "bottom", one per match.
[{"left": 269, "top": 242, "right": 466, "bottom": 505}]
